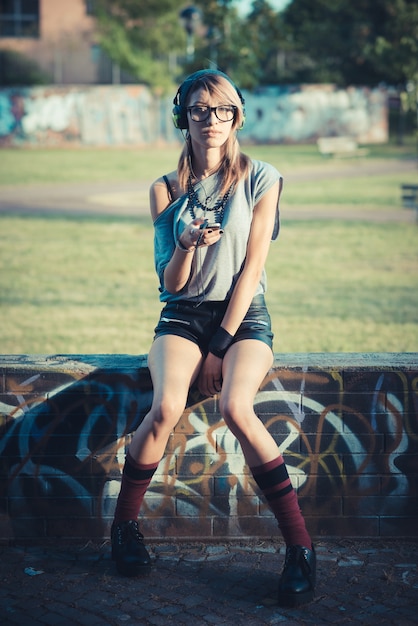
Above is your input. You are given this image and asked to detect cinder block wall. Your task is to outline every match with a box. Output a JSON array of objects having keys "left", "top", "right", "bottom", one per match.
[
  {"left": 0, "top": 354, "right": 417, "bottom": 544},
  {"left": 0, "top": 85, "right": 388, "bottom": 147}
]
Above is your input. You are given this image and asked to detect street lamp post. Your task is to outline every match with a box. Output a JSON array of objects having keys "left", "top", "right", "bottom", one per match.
[
  {"left": 179, "top": 6, "right": 202, "bottom": 63},
  {"left": 207, "top": 26, "right": 221, "bottom": 69}
]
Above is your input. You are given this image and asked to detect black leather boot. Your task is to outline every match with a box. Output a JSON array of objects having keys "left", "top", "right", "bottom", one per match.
[
  {"left": 111, "top": 520, "right": 152, "bottom": 577},
  {"left": 278, "top": 544, "right": 316, "bottom": 607}
]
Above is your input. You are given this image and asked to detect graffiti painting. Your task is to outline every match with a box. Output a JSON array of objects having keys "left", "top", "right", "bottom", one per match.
[{"left": 0, "top": 355, "right": 417, "bottom": 542}]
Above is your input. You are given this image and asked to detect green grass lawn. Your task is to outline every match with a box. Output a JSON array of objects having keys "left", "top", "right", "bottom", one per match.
[
  {"left": 0, "top": 139, "right": 415, "bottom": 186},
  {"left": 0, "top": 140, "right": 417, "bottom": 354}
]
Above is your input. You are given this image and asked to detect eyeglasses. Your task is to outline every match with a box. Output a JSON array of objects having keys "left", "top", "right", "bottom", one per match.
[{"left": 187, "top": 105, "right": 237, "bottom": 123}]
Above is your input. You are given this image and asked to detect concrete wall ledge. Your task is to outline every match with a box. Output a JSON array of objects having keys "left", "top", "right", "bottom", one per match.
[{"left": 1, "top": 353, "right": 417, "bottom": 543}]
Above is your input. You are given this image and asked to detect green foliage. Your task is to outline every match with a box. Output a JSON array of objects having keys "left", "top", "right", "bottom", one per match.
[
  {"left": 89, "top": 0, "right": 418, "bottom": 92},
  {"left": 281, "top": 0, "right": 418, "bottom": 86},
  {"left": 0, "top": 49, "right": 50, "bottom": 86},
  {"left": 244, "top": 1, "right": 285, "bottom": 85},
  {"left": 92, "top": 0, "right": 185, "bottom": 90},
  {"left": 188, "top": 0, "right": 284, "bottom": 88}
]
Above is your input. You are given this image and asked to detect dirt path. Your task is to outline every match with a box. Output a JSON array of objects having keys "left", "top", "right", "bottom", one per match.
[{"left": 0, "top": 158, "right": 416, "bottom": 222}]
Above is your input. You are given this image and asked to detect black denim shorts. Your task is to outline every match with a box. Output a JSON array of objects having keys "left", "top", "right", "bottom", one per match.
[{"left": 153, "top": 294, "right": 273, "bottom": 355}]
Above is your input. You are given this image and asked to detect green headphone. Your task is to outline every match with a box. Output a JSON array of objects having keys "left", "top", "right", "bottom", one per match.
[{"left": 172, "top": 69, "right": 246, "bottom": 131}]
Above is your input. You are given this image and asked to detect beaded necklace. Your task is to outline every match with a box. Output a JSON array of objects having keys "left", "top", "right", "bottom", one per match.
[{"left": 187, "top": 175, "right": 233, "bottom": 225}]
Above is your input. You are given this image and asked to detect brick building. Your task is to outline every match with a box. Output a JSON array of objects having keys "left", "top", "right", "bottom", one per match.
[{"left": 0, "top": 0, "right": 115, "bottom": 84}]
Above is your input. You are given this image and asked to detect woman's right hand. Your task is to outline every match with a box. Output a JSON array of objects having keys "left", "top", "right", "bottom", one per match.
[{"left": 179, "top": 219, "right": 223, "bottom": 250}]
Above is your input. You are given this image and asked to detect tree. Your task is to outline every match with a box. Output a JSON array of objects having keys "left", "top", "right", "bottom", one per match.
[
  {"left": 90, "top": 0, "right": 288, "bottom": 90},
  {"left": 281, "top": 0, "right": 418, "bottom": 87},
  {"left": 0, "top": 49, "right": 49, "bottom": 86},
  {"left": 180, "top": 0, "right": 280, "bottom": 89},
  {"left": 238, "top": 0, "right": 285, "bottom": 86},
  {"left": 181, "top": 1, "right": 255, "bottom": 86},
  {"left": 91, "top": 0, "right": 418, "bottom": 95},
  {"left": 91, "top": 0, "right": 187, "bottom": 91}
]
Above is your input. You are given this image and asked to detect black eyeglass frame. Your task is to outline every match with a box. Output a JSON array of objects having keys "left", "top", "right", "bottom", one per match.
[{"left": 187, "top": 105, "right": 237, "bottom": 123}]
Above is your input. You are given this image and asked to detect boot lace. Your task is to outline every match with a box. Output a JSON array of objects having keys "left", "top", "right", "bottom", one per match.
[
  {"left": 284, "top": 545, "right": 315, "bottom": 585},
  {"left": 114, "top": 520, "right": 144, "bottom": 547}
]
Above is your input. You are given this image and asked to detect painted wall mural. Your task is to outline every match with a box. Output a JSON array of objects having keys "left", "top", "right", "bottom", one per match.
[
  {"left": 0, "top": 355, "right": 416, "bottom": 543},
  {"left": 0, "top": 84, "right": 388, "bottom": 147}
]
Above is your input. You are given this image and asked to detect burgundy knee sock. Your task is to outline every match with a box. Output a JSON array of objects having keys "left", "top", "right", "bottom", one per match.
[
  {"left": 113, "top": 453, "right": 159, "bottom": 525},
  {"left": 250, "top": 456, "right": 312, "bottom": 548}
]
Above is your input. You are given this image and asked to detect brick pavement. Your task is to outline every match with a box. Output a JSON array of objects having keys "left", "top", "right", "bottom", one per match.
[{"left": 1, "top": 539, "right": 417, "bottom": 625}]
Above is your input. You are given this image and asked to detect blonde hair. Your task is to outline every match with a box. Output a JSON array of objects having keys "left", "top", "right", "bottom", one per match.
[{"left": 177, "top": 73, "right": 251, "bottom": 195}]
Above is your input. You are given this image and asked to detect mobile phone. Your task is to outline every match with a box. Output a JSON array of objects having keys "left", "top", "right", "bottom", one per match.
[{"left": 204, "top": 222, "right": 221, "bottom": 230}]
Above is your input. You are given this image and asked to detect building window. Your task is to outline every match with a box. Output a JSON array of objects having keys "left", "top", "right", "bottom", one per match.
[
  {"left": 85, "top": 0, "right": 95, "bottom": 16},
  {"left": 0, "top": 0, "right": 40, "bottom": 38}
]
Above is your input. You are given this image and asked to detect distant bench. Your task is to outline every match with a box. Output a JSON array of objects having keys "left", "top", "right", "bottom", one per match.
[
  {"left": 317, "top": 136, "right": 369, "bottom": 158},
  {"left": 401, "top": 183, "right": 418, "bottom": 222}
]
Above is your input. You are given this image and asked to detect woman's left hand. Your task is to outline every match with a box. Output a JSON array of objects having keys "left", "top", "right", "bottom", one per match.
[{"left": 198, "top": 352, "right": 223, "bottom": 397}]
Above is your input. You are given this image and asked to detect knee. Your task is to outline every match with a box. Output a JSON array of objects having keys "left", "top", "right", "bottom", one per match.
[
  {"left": 219, "top": 396, "right": 250, "bottom": 435},
  {"left": 151, "top": 397, "right": 185, "bottom": 434}
]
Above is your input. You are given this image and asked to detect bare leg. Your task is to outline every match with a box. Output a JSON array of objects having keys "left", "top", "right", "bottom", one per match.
[
  {"left": 111, "top": 334, "right": 203, "bottom": 576},
  {"left": 114, "top": 334, "right": 203, "bottom": 523},
  {"left": 219, "top": 339, "right": 315, "bottom": 607},
  {"left": 219, "top": 339, "right": 310, "bottom": 544},
  {"left": 129, "top": 334, "right": 203, "bottom": 463},
  {"left": 219, "top": 339, "right": 276, "bottom": 466}
]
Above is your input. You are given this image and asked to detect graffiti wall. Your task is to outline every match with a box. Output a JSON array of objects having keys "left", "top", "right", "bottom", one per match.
[
  {"left": 0, "top": 84, "right": 388, "bottom": 147},
  {"left": 0, "top": 354, "right": 416, "bottom": 543}
]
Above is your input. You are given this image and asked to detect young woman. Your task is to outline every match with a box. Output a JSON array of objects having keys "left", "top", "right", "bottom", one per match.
[{"left": 111, "top": 69, "right": 316, "bottom": 607}]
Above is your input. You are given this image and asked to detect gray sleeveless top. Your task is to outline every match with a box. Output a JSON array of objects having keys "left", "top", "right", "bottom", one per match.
[{"left": 154, "top": 159, "right": 282, "bottom": 303}]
